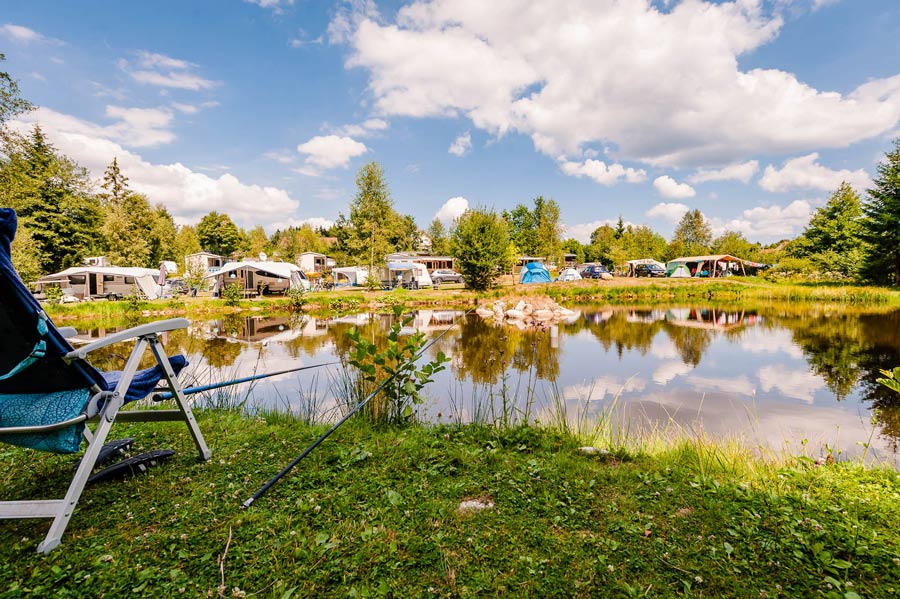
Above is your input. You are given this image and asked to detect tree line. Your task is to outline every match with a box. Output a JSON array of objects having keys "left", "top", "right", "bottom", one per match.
[{"left": 2, "top": 55, "right": 898, "bottom": 289}]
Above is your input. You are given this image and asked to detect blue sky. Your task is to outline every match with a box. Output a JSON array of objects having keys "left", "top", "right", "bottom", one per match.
[{"left": 2, "top": 0, "right": 899, "bottom": 243}]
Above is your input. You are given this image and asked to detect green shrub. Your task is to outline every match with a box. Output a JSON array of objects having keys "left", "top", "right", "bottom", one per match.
[
  {"left": 286, "top": 287, "right": 307, "bottom": 312},
  {"left": 346, "top": 305, "right": 449, "bottom": 425},
  {"left": 43, "top": 285, "right": 63, "bottom": 305},
  {"left": 222, "top": 283, "right": 243, "bottom": 307}
]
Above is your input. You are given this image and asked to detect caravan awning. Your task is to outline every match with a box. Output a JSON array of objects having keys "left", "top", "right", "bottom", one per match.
[
  {"left": 203, "top": 261, "right": 302, "bottom": 280},
  {"left": 667, "top": 255, "right": 743, "bottom": 264},
  {"left": 387, "top": 262, "right": 417, "bottom": 271}
]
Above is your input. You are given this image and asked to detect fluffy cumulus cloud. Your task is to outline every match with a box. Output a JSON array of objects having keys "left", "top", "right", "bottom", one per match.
[
  {"left": 653, "top": 176, "right": 696, "bottom": 199},
  {"left": 119, "top": 50, "right": 217, "bottom": 91},
  {"left": 646, "top": 202, "right": 690, "bottom": 223},
  {"left": 9, "top": 110, "right": 301, "bottom": 229},
  {"left": 338, "top": 0, "right": 900, "bottom": 168},
  {"left": 711, "top": 200, "right": 813, "bottom": 239},
  {"left": 757, "top": 364, "right": 824, "bottom": 404},
  {"left": 296, "top": 135, "right": 368, "bottom": 172},
  {"left": 758, "top": 152, "right": 870, "bottom": 192},
  {"left": 17, "top": 106, "right": 174, "bottom": 148},
  {"left": 558, "top": 159, "right": 646, "bottom": 186},
  {"left": 448, "top": 131, "right": 472, "bottom": 156},
  {"left": 434, "top": 196, "right": 469, "bottom": 223},
  {"left": 688, "top": 160, "right": 759, "bottom": 184}
]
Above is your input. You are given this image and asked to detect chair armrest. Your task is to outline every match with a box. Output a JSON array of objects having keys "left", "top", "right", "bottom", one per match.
[
  {"left": 57, "top": 327, "right": 78, "bottom": 338},
  {"left": 65, "top": 318, "right": 190, "bottom": 360}
]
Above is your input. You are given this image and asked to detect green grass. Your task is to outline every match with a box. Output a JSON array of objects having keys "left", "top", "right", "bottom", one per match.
[{"left": 2, "top": 412, "right": 899, "bottom": 598}]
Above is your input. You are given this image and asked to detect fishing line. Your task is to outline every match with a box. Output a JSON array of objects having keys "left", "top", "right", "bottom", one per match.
[{"left": 243, "top": 306, "right": 475, "bottom": 508}]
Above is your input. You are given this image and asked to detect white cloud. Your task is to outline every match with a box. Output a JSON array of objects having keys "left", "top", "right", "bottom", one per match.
[
  {"left": 338, "top": 1, "right": 900, "bottom": 168},
  {"left": 120, "top": 51, "right": 217, "bottom": 91},
  {"left": 270, "top": 216, "right": 335, "bottom": 231},
  {"left": 646, "top": 202, "right": 689, "bottom": 223},
  {"left": 689, "top": 375, "right": 756, "bottom": 396},
  {"left": 711, "top": 199, "right": 812, "bottom": 239},
  {"left": 688, "top": 160, "right": 759, "bottom": 184},
  {"left": 559, "top": 159, "right": 646, "bottom": 186},
  {"left": 244, "top": 0, "right": 295, "bottom": 10},
  {"left": 8, "top": 110, "right": 300, "bottom": 229},
  {"left": 448, "top": 131, "right": 472, "bottom": 156},
  {"left": 653, "top": 176, "right": 696, "bottom": 199},
  {"left": 757, "top": 364, "right": 824, "bottom": 404},
  {"left": 653, "top": 361, "right": 693, "bottom": 385},
  {"left": 296, "top": 135, "right": 368, "bottom": 171},
  {"left": 333, "top": 118, "right": 389, "bottom": 137},
  {"left": 16, "top": 106, "right": 174, "bottom": 149},
  {"left": 563, "top": 376, "right": 646, "bottom": 401},
  {"left": 0, "top": 23, "right": 63, "bottom": 45},
  {"left": 434, "top": 196, "right": 469, "bottom": 223},
  {"left": 759, "top": 152, "right": 870, "bottom": 192},
  {"left": 812, "top": 0, "right": 840, "bottom": 10},
  {"left": 740, "top": 328, "right": 804, "bottom": 359}
]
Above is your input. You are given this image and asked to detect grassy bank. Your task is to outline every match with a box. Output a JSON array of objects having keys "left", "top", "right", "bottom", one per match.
[{"left": 2, "top": 412, "right": 899, "bottom": 598}]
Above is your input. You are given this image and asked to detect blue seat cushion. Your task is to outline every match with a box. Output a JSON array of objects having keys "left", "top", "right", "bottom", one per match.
[
  {"left": 0, "top": 388, "right": 91, "bottom": 453},
  {"left": 101, "top": 355, "right": 188, "bottom": 402}
]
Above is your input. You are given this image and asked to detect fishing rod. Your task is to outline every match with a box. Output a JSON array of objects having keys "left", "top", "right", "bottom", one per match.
[
  {"left": 243, "top": 307, "right": 474, "bottom": 508},
  {"left": 152, "top": 361, "right": 341, "bottom": 401}
]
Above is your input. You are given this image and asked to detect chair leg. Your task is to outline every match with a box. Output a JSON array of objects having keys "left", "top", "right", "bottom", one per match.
[
  {"left": 149, "top": 338, "right": 211, "bottom": 461},
  {"left": 37, "top": 340, "right": 147, "bottom": 553},
  {"left": 37, "top": 407, "right": 118, "bottom": 553}
]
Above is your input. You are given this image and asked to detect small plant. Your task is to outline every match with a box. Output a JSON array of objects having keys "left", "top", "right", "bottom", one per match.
[
  {"left": 328, "top": 297, "right": 361, "bottom": 311},
  {"left": 43, "top": 285, "right": 63, "bottom": 304},
  {"left": 877, "top": 367, "right": 900, "bottom": 395},
  {"left": 346, "top": 305, "right": 449, "bottom": 425},
  {"left": 124, "top": 288, "right": 145, "bottom": 313},
  {"left": 222, "top": 283, "right": 243, "bottom": 307},
  {"left": 286, "top": 287, "right": 307, "bottom": 312}
]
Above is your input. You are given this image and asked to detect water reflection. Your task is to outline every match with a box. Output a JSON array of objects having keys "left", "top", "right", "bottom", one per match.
[{"left": 67, "top": 304, "right": 900, "bottom": 460}]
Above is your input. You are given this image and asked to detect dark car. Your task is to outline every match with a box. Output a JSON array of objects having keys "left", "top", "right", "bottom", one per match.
[
  {"left": 580, "top": 265, "right": 611, "bottom": 279},
  {"left": 431, "top": 269, "right": 464, "bottom": 284},
  {"left": 634, "top": 263, "right": 666, "bottom": 278}
]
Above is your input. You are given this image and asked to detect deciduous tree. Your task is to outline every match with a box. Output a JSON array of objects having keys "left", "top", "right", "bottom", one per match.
[
  {"left": 672, "top": 209, "right": 712, "bottom": 256},
  {"left": 451, "top": 207, "right": 513, "bottom": 291},
  {"left": 197, "top": 211, "right": 241, "bottom": 257}
]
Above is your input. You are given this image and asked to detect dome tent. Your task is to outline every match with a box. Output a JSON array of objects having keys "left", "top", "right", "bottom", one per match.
[{"left": 519, "top": 262, "right": 551, "bottom": 284}]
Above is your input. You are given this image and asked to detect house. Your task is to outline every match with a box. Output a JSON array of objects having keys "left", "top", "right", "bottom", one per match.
[
  {"left": 385, "top": 252, "right": 455, "bottom": 271},
  {"left": 297, "top": 251, "right": 331, "bottom": 274},
  {"left": 185, "top": 251, "right": 225, "bottom": 275}
]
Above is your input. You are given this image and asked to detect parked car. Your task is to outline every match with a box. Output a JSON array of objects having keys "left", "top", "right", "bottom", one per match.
[
  {"left": 580, "top": 264, "right": 611, "bottom": 279},
  {"left": 634, "top": 263, "right": 666, "bottom": 278},
  {"left": 430, "top": 269, "right": 464, "bottom": 284}
]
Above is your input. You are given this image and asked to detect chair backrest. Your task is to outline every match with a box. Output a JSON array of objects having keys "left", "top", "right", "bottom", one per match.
[{"left": 0, "top": 208, "right": 106, "bottom": 395}]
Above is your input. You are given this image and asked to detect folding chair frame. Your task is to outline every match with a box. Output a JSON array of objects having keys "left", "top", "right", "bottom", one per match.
[{"left": 0, "top": 318, "right": 211, "bottom": 553}]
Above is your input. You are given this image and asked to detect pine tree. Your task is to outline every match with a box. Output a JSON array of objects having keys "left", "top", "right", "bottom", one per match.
[
  {"left": 99, "top": 157, "right": 129, "bottom": 205},
  {"left": 861, "top": 139, "right": 900, "bottom": 286}
]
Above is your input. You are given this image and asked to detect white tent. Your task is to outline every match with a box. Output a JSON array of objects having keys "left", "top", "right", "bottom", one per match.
[
  {"left": 332, "top": 266, "right": 372, "bottom": 287},
  {"left": 557, "top": 268, "right": 582, "bottom": 282}
]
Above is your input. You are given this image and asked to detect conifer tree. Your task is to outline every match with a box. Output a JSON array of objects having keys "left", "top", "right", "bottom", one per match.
[{"left": 861, "top": 139, "right": 900, "bottom": 286}]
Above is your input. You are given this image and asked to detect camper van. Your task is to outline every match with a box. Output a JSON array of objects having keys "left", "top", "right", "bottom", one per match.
[{"left": 34, "top": 266, "right": 162, "bottom": 301}]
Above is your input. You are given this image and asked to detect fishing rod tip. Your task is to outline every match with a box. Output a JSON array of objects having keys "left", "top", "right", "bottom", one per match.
[{"left": 241, "top": 498, "right": 254, "bottom": 509}]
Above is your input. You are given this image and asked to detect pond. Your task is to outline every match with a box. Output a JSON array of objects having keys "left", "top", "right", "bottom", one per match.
[{"left": 75, "top": 303, "right": 900, "bottom": 463}]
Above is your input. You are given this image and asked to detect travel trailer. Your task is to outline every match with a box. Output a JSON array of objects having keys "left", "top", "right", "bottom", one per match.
[{"left": 33, "top": 266, "right": 163, "bottom": 301}]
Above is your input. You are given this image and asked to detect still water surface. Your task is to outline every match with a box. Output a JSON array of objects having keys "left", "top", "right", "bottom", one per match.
[{"left": 80, "top": 304, "right": 900, "bottom": 462}]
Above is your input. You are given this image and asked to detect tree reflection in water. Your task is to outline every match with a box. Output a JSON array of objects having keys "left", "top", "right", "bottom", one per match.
[{"left": 62, "top": 304, "right": 900, "bottom": 445}]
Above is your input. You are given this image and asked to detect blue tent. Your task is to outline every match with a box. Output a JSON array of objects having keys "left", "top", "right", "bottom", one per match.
[{"left": 519, "top": 262, "right": 551, "bottom": 284}]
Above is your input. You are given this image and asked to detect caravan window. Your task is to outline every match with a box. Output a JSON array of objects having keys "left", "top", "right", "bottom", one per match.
[
  {"left": 69, "top": 275, "right": 86, "bottom": 285},
  {"left": 124, "top": 276, "right": 135, "bottom": 284},
  {"left": 103, "top": 275, "right": 116, "bottom": 282}
]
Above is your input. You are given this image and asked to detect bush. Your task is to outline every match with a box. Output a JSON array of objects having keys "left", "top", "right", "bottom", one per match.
[
  {"left": 346, "top": 306, "right": 449, "bottom": 425},
  {"left": 222, "top": 283, "right": 243, "bottom": 307},
  {"left": 43, "top": 285, "right": 63, "bottom": 305},
  {"left": 451, "top": 207, "right": 513, "bottom": 291},
  {"left": 286, "top": 287, "right": 307, "bottom": 312}
]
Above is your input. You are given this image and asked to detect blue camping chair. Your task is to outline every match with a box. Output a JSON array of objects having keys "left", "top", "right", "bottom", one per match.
[{"left": 0, "top": 208, "right": 210, "bottom": 553}]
